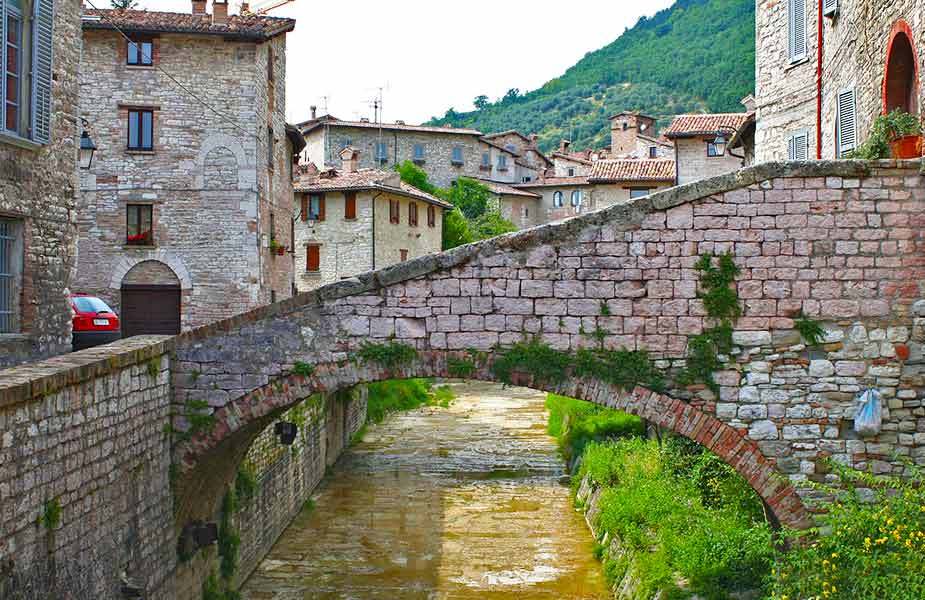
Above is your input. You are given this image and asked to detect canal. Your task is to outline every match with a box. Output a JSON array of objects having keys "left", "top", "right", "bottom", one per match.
[{"left": 240, "top": 381, "right": 610, "bottom": 599}]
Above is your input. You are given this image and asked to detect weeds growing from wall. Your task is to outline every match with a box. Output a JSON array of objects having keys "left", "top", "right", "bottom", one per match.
[
  {"left": 794, "top": 313, "right": 825, "bottom": 347},
  {"left": 356, "top": 341, "right": 419, "bottom": 370}
]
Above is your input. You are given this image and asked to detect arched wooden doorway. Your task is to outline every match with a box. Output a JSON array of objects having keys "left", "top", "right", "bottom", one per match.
[
  {"left": 120, "top": 260, "right": 181, "bottom": 337},
  {"left": 884, "top": 22, "right": 919, "bottom": 114}
]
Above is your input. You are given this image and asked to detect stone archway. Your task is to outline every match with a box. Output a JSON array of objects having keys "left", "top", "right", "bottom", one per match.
[
  {"left": 884, "top": 21, "right": 919, "bottom": 114},
  {"left": 120, "top": 260, "right": 182, "bottom": 338}
]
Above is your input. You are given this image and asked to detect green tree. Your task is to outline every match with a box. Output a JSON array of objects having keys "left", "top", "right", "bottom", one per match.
[
  {"left": 110, "top": 0, "right": 139, "bottom": 8},
  {"left": 470, "top": 207, "right": 516, "bottom": 240},
  {"left": 442, "top": 209, "right": 474, "bottom": 250},
  {"left": 445, "top": 177, "right": 491, "bottom": 220},
  {"left": 473, "top": 95, "right": 489, "bottom": 110}
]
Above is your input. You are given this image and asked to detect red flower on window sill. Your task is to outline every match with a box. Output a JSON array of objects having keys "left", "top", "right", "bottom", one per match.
[{"left": 126, "top": 230, "right": 153, "bottom": 245}]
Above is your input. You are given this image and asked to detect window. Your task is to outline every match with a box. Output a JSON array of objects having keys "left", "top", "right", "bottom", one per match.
[
  {"left": 505, "top": 143, "right": 517, "bottom": 152},
  {"left": 451, "top": 146, "right": 464, "bottom": 165},
  {"left": 409, "top": 202, "right": 418, "bottom": 227},
  {"left": 376, "top": 142, "right": 388, "bottom": 162},
  {"left": 788, "top": 0, "right": 807, "bottom": 63},
  {"left": 648, "top": 146, "right": 657, "bottom": 158},
  {"left": 522, "top": 176, "right": 531, "bottom": 183},
  {"left": 481, "top": 152, "right": 490, "bottom": 167},
  {"left": 400, "top": 249, "right": 408, "bottom": 261},
  {"left": 271, "top": 290, "right": 276, "bottom": 304},
  {"left": 344, "top": 191, "right": 357, "bottom": 220},
  {"left": 836, "top": 88, "right": 857, "bottom": 156},
  {"left": 127, "top": 39, "right": 153, "bottom": 66},
  {"left": 498, "top": 154, "right": 507, "bottom": 170},
  {"left": 267, "top": 126, "right": 274, "bottom": 169},
  {"left": 127, "top": 109, "right": 154, "bottom": 150},
  {"left": 306, "top": 244, "right": 320, "bottom": 272},
  {"left": 622, "top": 122, "right": 628, "bottom": 131},
  {"left": 126, "top": 204, "right": 153, "bottom": 245},
  {"left": 787, "top": 130, "right": 810, "bottom": 160},
  {"left": 389, "top": 198, "right": 400, "bottom": 224},
  {"left": 413, "top": 144, "right": 425, "bottom": 163},
  {"left": 571, "top": 190, "right": 583, "bottom": 207},
  {"left": 567, "top": 167, "right": 575, "bottom": 177},
  {"left": 1, "top": 0, "right": 53, "bottom": 143},
  {"left": 0, "top": 217, "right": 22, "bottom": 333},
  {"left": 301, "top": 193, "right": 325, "bottom": 221},
  {"left": 524, "top": 207, "right": 529, "bottom": 217},
  {"left": 553, "top": 191, "right": 563, "bottom": 207},
  {"left": 427, "top": 205, "right": 436, "bottom": 227},
  {"left": 629, "top": 188, "right": 652, "bottom": 199},
  {"left": 707, "top": 141, "right": 724, "bottom": 157},
  {"left": 822, "top": 0, "right": 837, "bottom": 17}
]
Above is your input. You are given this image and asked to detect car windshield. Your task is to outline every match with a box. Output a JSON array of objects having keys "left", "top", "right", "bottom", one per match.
[{"left": 73, "top": 297, "right": 114, "bottom": 314}]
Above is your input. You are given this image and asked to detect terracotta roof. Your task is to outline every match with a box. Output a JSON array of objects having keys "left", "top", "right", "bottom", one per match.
[
  {"left": 638, "top": 134, "right": 673, "bottom": 148},
  {"left": 82, "top": 9, "right": 295, "bottom": 40},
  {"left": 588, "top": 160, "right": 675, "bottom": 182},
  {"left": 294, "top": 168, "right": 453, "bottom": 209},
  {"left": 514, "top": 176, "right": 591, "bottom": 189},
  {"left": 476, "top": 179, "right": 541, "bottom": 198},
  {"left": 551, "top": 152, "right": 593, "bottom": 165},
  {"left": 483, "top": 130, "right": 533, "bottom": 143},
  {"left": 663, "top": 113, "right": 751, "bottom": 138},
  {"left": 299, "top": 117, "right": 481, "bottom": 137}
]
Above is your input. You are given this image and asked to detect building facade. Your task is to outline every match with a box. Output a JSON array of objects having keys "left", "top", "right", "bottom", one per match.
[
  {"left": 755, "top": 0, "right": 923, "bottom": 161},
  {"left": 610, "top": 111, "right": 673, "bottom": 159},
  {"left": 0, "top": 0, "right": 81, "bottom": 368},
  {"left": 478, "top": 179, "right": 543, "bottom": 230},
  {"left": 293, "top": 148, "right": 450, "bottom": 292},
  {"left": 77, "top": 3, "right": 299, "bottom": 336},
  {"left": 665, "top": 113, "right": 751, "bottom": 185}
]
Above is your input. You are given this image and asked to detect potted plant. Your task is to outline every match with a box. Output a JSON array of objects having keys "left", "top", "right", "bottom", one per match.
[
  {"left": 883, "top": 109, "right": 922, "bottom": 159},
  {"left": 269, "top": 239, "right": 286, "bottom": 256}
]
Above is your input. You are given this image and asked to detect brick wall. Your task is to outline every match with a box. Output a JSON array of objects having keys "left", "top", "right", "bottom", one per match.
[{"left": 0, "top": 0, "right": 81, "bottom": 368}]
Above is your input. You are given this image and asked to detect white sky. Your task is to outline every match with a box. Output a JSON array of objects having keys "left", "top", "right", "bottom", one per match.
[{"left": 120, "top": 0, "right": 676, "bottom": 124}]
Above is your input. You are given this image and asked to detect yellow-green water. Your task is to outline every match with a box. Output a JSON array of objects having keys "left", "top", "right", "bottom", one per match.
[{"left": 240, "top": 381, "right": 610, "bottom": 599}]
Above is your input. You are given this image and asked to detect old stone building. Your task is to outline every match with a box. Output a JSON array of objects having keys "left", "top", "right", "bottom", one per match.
[
  {"left": 478, "top": 179, "right": 542, "bottom": 230},
  {"left": 292, "top": 148, "right": 450, "bottom": 292},
  {"left": 755, "top": 0, "right": 924, "bottom": 161},
  {"left": 479, "top": 130, "right": 552, "bottom": 182},
  {"left": 664, "top": 113, "right": 751, "bottom": 185},
  {"left": 77, "top": 2, "right": 301, "bottom": 337},
  {"left": 610, "top": 111, "right": 673, "bottom": 159},
  {"left": 299, "top": 117, "right": 485, "bottom": 189},
  {"left": 550, "top": 140, "right": 608, "bottom": 177},
  {"left": 0, "top": 0, "right": 81, "bottom": 368}
]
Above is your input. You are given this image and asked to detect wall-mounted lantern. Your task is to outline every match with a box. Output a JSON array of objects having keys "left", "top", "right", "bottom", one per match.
[
  {"left": 79, "top": 130, "right": 97, "bottom": 169},
  {"left": 275, "top": 421, "right": 298, "bottom": 445}
]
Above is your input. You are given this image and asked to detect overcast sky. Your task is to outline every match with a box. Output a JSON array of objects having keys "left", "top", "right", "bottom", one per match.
[{"left": 122, "top": 0, "right": 676, "bottom": 124}]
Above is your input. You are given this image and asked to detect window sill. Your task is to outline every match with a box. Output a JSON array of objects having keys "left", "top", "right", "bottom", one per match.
[
  {"left": 497, "top": 167, "right": 509, "bottom": 172},
  {"left": 303, "top": 271, "right": 322, "bottom": 277},
  {"left": 126, "top": 149, "right": 156, "bottom": 155},
  {"left": 785, "top": 57, "right": 810, "bottom": 71},
  {"left": 412, "top": 159, "right": 426, "bottom": 165},
  {"left": 451, "top": 161, "right": 464, "bottom": 166},
  {"left": 126, "top": 64, "right": 155, "bottom": 70},
  {"left": 0, "top": 333, "right": 30, "bottom": 341},
  {"left": 0, "top": 132, "right": 42, "bottom": 152},
  {"left": 123, "top": 244, "right": 156, "bottom": 250}
]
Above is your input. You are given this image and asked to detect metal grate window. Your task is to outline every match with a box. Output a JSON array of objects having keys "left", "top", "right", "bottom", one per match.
[{"left": 0, "top": 218, "right": 19, "bottom": 333}]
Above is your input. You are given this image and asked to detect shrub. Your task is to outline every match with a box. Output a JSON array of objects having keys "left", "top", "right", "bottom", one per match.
[
  {"left": 545, "top": 394, "right": 642, "bottom": 463},
  {"left": 365, "top": 379, "right": 452, "bottom": 424}
]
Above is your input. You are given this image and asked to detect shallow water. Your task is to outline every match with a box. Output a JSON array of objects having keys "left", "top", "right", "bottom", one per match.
[{"left": 240, "top": 381, "right": 610, "bottom": 600}]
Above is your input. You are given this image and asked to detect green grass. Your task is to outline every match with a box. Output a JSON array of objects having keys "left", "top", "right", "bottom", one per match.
[
  {"left": 545, "top": 394, "right": 643, "bottom": 463},
  {"left": 365, "top": 379, "right": 456, "bottom": 425}
]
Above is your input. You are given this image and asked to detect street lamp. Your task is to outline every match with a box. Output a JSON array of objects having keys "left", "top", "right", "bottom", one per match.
[{"left": 79, "top": 130, "right": 97, "bottom": 169}]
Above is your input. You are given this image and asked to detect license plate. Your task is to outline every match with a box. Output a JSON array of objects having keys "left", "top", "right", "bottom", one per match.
[{"left": 93, "top": 319, "right": 110, "bottom": 326}]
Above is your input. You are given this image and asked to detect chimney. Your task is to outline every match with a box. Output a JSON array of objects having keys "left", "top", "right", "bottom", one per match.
[
  {"left": 191, "top": 0, "right": 206, "bottom": 15},
  {"left": 395, "top": 120, "right": 405, "bottom": 125},
  {"left": 340, "top": 146, "right": 359, "bottom": 173},
  {"left": 741, "top": 94, "right": 757, "bottom": 112},
  {"left": 310, "top": 105, "right": 317, "bottom": 120},
  {"left": 240, "top": 2, "right": 249, "bottom": 13},
  {"left": 529, "top": 134, "right": 538, "bottom": 145},
  {"left": 559, "top": 139, "right": 571, "bottom": 153},
  {"left": 212, "top": 0, "right": 228, "bottom": 24}
]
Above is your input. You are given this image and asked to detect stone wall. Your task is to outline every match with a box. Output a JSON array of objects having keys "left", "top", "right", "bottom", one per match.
[
  {"left": 0, "top": 337, "right": 175, "bottom": 599},
  {"left": 373, "top": 192, "right": 444, "bottom": 271},
  {"left": 675, "top": 137, "right": 747, "bottom": 185},
  {"left": 516, "top": 181, "right": 672, "bottom": 225},
  {"left": 0, "top": 0, "right": 81, "bottom": 368},
  {"left": 755, "top": 0, "right": 922, "bottom": 161},
  {"left": 77, "top": 28, "right": 293, "bottom": 330}
]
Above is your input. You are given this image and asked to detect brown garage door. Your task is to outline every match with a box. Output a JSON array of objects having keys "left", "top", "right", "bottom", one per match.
[{"left": 121, "top": 284, "right": 181, "bottom": 338}]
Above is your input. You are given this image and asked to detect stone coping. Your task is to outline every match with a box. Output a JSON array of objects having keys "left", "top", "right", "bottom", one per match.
[
  {"left": 175, "top": 159, "right": 920, "bottom": 344},
  {"left": 0, "top": 336, "right": 172, "bottom": 408}
]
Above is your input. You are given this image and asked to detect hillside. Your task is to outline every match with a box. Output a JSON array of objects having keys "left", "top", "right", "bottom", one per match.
[{"left": 427, "top": 0, "right": 754, "bottom": 152}]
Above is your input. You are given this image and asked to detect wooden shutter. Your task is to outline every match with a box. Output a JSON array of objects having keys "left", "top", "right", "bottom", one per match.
[
  {"left": 788, "top": 0, "right": 806, "bottom": 63},
  {"left": 318, "top": 194, "right": 326, "bottom": 221},
  {"left": 300, "top": 195, "right": 308, "bottom": 221},
  {"left": 787, "top": 131, "right": 809, "bottom": 160},
  {"left": 306, "top": 245, "right": 320, "bottom": 271},
  {"left": 427, "top": 205, "right": 435, "bottom": 227},
  {"left": 344, "top": 192, "right": 356, "bottom": 219},
  {"left": 32, "top": 0, "right": 55, "bottom": 144},
  {"left": 822, "top": 0, "right": 837, "bottom": 16},
  {"left": 409, "top": 202, "right": 417, "bottom": 226},
  {"left": 837, "top": 89, "right": 857, "bottom": 155},
  {"left": 390, "top": 199, "right": 399, "bottom": 224}
]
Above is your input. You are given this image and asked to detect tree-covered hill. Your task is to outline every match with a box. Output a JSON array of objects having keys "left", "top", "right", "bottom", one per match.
[{"left": 427, "top": 0, "right": 754, "bottom": 152}]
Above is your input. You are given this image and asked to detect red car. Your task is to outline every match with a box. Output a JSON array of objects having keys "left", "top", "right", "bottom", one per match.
[{"left": 71, "top": 294, "right": 121, "bottom": 351}]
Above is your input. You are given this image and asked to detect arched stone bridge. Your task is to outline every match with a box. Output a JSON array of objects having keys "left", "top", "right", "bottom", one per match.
[{"left": 172, "top": 159, "right": 925, "bottom": 534}]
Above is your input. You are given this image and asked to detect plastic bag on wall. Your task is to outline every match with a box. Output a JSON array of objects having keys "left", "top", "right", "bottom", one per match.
[{"left": 853, "top": 388, "right": 883, "bottom": 437}]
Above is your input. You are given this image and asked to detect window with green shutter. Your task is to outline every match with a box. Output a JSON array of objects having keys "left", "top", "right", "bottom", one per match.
[{"left": 1, "top": 0, "right": 53, "bottom": 144}]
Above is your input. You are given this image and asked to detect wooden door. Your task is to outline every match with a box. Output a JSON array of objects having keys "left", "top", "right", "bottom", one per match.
[{"left": 120, "top": 284, "right": 181, "bottom": 338}]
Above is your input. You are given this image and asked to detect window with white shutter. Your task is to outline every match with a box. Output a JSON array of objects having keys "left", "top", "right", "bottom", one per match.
[
  {"left": 1, "top": 0, "right": 53, "bottom": 144},
  {"left": 822, "top": 0, "right": 838, "bottom": 17},
  {"left": 836, "top": 88, "right": 858, "bottom": 156},
  {"left": 788, "top": 0, "right": 807, "bottom": 63},
  {"left": 787, "top": 130, "right": 810, "bottom": 160}
]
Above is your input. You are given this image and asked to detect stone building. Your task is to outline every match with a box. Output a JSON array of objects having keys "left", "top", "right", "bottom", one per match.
[
  {"left": 664, "top": 113, "right": 751, "bottom": 185},
  {"left": 477, "top": 179, "right": 542, "bottom": 230},
  {"left": 292, "top": 148, "right": 451, "bottom": 292},
  {"left": 0, "top": 0, "right": 81, "bottom": 368},
  {"left": 479, "top": 130, "right": 552, "bottom": 182},
  {"left": 610, "top": 111, "right": 673, "bottom": 159},
  {"left": 754, "top": 0, "right": 924, "bottom": 161},
  {"left": 77, "top": 3, "right": 301, "bottom": 337},
  {"left": 299, "top": 117, "right": 485, "bottom": 189}
]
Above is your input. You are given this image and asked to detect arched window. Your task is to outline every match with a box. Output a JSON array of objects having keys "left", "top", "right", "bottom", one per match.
[
  {"left": 884, "top": 22, "right": 919, "bottom": 114},
  {"left": 571, "top": 190, "right": 582, "bottom": 207},
  {"left": 553, "top": 191, "right": 563, "bottom": 207}
]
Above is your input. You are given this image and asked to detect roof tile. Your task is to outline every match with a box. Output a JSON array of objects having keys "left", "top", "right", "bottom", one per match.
[
  {"left": 663, "top": 113, "right": 751, "bottom": 138},
  {"left": 588, "top": 160, "right": 675, "bottom": 182},
  {"left": 82, "top": 8, "right": 295, "bottom": 39}
]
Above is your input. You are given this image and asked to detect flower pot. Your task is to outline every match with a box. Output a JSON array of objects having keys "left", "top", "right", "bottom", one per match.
[
  {"left": 275, "top": 246, "right": 286, "bottom": 256},
  {"left": 890, "top": 134, "right": 922, "bottom": 159}
]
